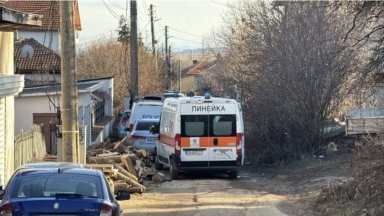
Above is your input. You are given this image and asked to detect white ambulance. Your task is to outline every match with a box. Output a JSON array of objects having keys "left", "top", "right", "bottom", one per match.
[{"left": 154, "top": 94, "right": 245, "bottom": 179}]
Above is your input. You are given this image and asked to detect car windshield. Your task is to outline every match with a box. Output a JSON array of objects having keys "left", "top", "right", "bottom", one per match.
[
  {"left": 10, "top": 173, "right": 102, "bottom": 199},
  {"left": 136, "top": 121, "right": 158, "bottom": 131}
]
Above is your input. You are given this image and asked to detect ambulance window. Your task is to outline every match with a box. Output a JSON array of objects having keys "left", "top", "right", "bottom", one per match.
[
  {"left": 210, "top": 115, "right": 236, "bottom": 136},
  {"left": 181, "top": 115, "right": 208, "bottom": 137}
]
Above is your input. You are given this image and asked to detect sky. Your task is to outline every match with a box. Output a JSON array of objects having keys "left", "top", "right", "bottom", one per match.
[{"left": 77, "top": 0, "right": 234, "bottom": 51}]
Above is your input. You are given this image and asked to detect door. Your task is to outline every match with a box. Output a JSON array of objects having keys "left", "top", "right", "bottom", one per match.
[
  {"left": 180, "top": 114, "right": 238, "bottom": 164},
  {"left": 208, "top": 114, "right": 237, "bottom": 163},
  {"left": 180, "top": 115, "right": 209, "bottom": 163}
]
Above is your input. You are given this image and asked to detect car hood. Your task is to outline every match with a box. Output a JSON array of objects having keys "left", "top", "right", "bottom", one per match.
[{"left": 10, "top": 198, "right": 103, "bottom": 214}]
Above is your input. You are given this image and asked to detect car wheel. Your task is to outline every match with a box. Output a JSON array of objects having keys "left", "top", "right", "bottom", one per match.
[
  {"left": 228, "top": 171, "right": 238, "bottom": 179},
  {"left": 169, "top": 158, "right": 178, "bottom": 180},
  {"left": 155, "top": 154, "right": 164, "bottom": 170}
]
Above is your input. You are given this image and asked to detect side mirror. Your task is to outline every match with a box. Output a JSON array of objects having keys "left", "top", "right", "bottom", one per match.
[
  {"left": 149, "top": 123, "right": 160, "bottom": 134},
  {"left": 116, "top": 190, "right": 130, "bottom": 200},
  {"left": 0, "top": 190, "right": 5, "bottom": 199}
]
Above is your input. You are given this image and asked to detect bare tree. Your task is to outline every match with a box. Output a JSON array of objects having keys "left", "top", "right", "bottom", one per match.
[
  {"left": 210, "top": 1, "right": 369, "bottom": 161},
  {"left": 76, "top": 38, "right": 164, "bottom": 114}
]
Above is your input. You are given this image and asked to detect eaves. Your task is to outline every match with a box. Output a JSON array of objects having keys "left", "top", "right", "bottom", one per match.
[{"left": 0, "top": 6, "right": 42, "bottom": 30}]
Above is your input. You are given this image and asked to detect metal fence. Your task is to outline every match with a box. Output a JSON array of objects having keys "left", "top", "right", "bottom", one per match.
[{"left": 14, "top": 124, "right": 46, "bottom": 169}]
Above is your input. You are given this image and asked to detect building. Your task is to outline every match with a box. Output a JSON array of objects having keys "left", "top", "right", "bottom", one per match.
[
  {"left": 4, "top": 0, "right": 82, "bottom": 53},
  {"left": 15, "top": 77, "right": 114, "bottom": 153},
  {"left": 15, "top": 38, "right": 61, "bottom": 86},
  {"left": 0, "top": 1, "right": 42, "bottom": 185},
  {"left": 180, "top": 59, "right": 217, "bottom": 95}
]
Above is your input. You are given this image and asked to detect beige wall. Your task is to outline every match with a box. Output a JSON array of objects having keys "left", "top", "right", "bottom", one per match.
[{"left": 0, "top": 31, "right": 15, "bottom": 184}]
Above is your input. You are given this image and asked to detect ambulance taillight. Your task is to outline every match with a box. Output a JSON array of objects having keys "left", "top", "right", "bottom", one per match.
[
  {"left": 236, "top": 133, "right": 243, "bottom": 155},
  {"left": 175, "top": 134, "right": 181, "bottom": 156}
]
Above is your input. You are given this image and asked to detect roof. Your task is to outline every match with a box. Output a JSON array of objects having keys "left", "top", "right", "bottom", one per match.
[
  {"left": 15, "top": 162, "right": 100, "bottom": 176},
  {"left": 3, "top": 0, "right": 81, "bottom": 31},
  {"left": 18, "top": 77, "right": 113, "bottom": 97},
  {"left": 181, "top": 60, "right": 217, "bottom": 77},
  {"left": 15, "top": 38, "right": 61, "bottom": 74},
  {"left": 0, "top": 6, "right": 43, "bottom": 30}
]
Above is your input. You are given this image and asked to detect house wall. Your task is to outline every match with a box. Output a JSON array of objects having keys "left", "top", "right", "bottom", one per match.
[
  {"left": 0, "top": 31, "right": 25, "bottom": 185},
  {"left": 15, "top": 92, "right": 91, "bottom": 136},
  {"left": 17, "top": 30, "right": 60, "bottom": 52}
]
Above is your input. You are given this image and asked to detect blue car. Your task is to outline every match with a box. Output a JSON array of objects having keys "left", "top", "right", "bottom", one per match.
[{"left": 0, "top": 162, "right": 130, "bottom": 216}]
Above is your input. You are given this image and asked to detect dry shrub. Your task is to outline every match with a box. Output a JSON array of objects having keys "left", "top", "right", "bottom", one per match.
[{"left": 315, "top": 134, "right": 384, "bottom": 216}]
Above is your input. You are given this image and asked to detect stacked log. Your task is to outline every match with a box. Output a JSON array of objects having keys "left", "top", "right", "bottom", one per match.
[{"left": 86, "top": 137, "right": 158, "bottom": 194}]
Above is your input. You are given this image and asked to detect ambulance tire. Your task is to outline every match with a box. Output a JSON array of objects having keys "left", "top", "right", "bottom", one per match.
[
  {"left": 169, "top": 158, "right": 179, "bottom": 180},
  {"left": 228, "top": 171, "right": 238, "bottom": 179},
  {"left": 155, "top": 155, "right": 164, "bottom": 170}
]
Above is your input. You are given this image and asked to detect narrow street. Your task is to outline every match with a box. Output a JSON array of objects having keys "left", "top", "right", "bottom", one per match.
[
  {"left": 120, "top": 170, "right": 287, "bottom": 216},
  {"left": 120, "top": 154, "right": 352, "bottom": 216}
]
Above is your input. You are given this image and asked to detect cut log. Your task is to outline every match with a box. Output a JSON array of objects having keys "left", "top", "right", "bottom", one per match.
[
  {"left": 120, "top": 155, "right": 138, "bottom": 177},
  {"left": 96, "top": 152, "right": 119, "bottom": 158},
  {"left": 114, "top": 182, "right": 144, "bottom": 194},
  {"left": 116, "top": 172, "right": 146, "bottom": 191},
  {"left": 143, "top": 167, "right": 156, "bottom": 177},
  {"left": 134, "top": 149, "right": 148, "bottom": 158},
  {"left": 87, "top": 155, "right": 123, "bottom": 164},
  {"left": 114, "top": 163, "right": 139, "bottom": 182},
  {"left": 135, "top": 160, "right": 144, "bottom": 177}
]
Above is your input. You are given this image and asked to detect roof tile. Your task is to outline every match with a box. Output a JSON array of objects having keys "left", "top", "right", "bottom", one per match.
[{"left": 15, "top": 38, "right": 61, "bottom": 74}]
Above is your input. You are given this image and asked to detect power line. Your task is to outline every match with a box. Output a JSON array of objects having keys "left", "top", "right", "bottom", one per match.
[
  {"left": 171, "top": 36, "right": 202, "bottom": 45},
  {"left": 102, "top": 0, "right": 121, "bottom": 20},
  {"left": 168, "top": 26, "right": 202, "bottom": 38}
]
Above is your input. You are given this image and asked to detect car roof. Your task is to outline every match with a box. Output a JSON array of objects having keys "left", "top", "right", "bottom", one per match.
[
  {"left": 133, "top": 101, "right": 163, "bottom": 106},
  {"left": 15, "top": 162, "right": 100, "bottom": 176}
]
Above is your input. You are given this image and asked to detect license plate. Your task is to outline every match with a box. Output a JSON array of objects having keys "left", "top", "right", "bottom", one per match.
[
  {"left": 146, "top": 137, "right": 156, "bottom": 142},
  {"left": 185, "top": 150, "right": 203, "bottom": 156}
]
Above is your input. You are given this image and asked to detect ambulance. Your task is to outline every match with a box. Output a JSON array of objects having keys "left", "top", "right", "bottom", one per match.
[{"left": 154, "top": 93, "right": 245, "bottom": 179}]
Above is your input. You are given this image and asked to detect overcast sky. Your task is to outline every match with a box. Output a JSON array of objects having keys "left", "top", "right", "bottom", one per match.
[{"left": 77, "top": 0, "right": 234, "bottom": 50}]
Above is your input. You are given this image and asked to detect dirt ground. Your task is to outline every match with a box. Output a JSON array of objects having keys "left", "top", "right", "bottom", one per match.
[{"left": 119, "top": 152, "right": 353, "bottom": 216}]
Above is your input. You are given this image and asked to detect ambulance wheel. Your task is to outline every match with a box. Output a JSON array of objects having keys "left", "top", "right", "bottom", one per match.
[
  {"left": 228, "top": 171, "right": 238, "bottom": 179},
  {"left": 154, "top": 155, "right": 163, "bottom": 170},
  {"left": 169, "top": 158, "right": 178, "bottom": 180}
]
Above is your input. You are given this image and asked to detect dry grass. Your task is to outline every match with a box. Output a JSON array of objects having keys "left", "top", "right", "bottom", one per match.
[{"left": 314, "top": 135, "right": 384, "bottom": 216}]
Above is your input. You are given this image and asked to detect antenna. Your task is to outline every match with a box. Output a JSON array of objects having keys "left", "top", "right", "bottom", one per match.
[{"left": 20, "top": 44, "right": 34, "bottom": 59}]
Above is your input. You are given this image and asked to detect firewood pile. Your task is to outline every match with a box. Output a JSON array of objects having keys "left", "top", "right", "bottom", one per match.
[{"left": 85, "top": 136, "right": 163, "bottom": 194}]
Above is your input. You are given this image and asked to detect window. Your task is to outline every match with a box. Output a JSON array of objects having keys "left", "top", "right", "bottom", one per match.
[
  {"left": 181, "top": 114, "right": 236, "bottom": 137},
  {"left": 11, "top": 174, "right": 102, "bottom": 199},
  {"left": 136, "top": 121, "right": 158, "bottom": 131},
  {"left": 210, "top": 115, "right": 236, "bottom": 136},
  {"left": 181, "top": 115, "right": 208, "bottom": 137}
]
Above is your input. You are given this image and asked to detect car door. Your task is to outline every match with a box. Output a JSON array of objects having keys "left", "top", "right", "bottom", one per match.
[{"left": 207, "top": 113, "right": 238, "bottom": 165}]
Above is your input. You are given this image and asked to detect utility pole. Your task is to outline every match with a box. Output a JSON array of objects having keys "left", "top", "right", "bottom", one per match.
[
  {"left": 130, "top": 0, "right": 139, "bottom": 105},
  {"left": 164, "top": 26, "right": 169, "bottom": 90},
  {"left": 179, "top": 59, "right": 181, "bottom": 92},
  {"left": 169, "top": 45, "right": 172, "bottom": 90},
  {"left": 60, "top": 0, "right": 79, "bottom": 163},
  {"left": 202, "top": 39, "right": 204, "bottom": 58},
  {"left": 150, "top": 4, "right": 156, "bottom": 56}
]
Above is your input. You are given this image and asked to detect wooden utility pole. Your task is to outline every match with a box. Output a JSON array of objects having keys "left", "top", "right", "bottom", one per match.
[
  {"left": 150, "top": 4, "right": 156, "bottom": 56},
  {"left": 169, "top": 45, "right": 172, "bottom": 90},
  {"left": 130, "top": 0, "right": 139, "bottom": 102},
  {"left": 179, "top": 59, "right": 181, "bottom": 92},
  {"left": 164, "top": 25, "right": 169, "bottom": 90},
  {"left": 60, "top": 0, "right": 79, "bottom": 163}
]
